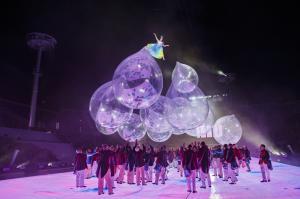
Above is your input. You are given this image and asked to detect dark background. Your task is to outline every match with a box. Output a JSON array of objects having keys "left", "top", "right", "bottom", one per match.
[{"left": 0, "top": 0, "right": 299, "bottom": 151}]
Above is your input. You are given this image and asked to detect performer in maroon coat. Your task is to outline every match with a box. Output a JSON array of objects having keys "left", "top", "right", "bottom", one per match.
[
  {"left": 110, "top": 145, "right": 117, "bottom": 189},
  {"left": 134, "top": 140, "right": 146, "bottom": 186},
  {"left": 243, "top": 146, "right": 252, "bottom": 172},
  {"left": 116, "top": 145, "right": 126, "bottom": 184},
  {"left": 167, "top": 149, "right": 175, "bottom": 168},
  {"left": 96, "top": 145, "right": 114, "bottom": 195},
  {"left": 154, "top": 146, "right": 168, "bottom": 185},
  {"left": 126, "top": 143, "right": 135, "bottom": 184},
  {"left": 222, "top": 144, "right": 229, "bottom": 181},
  {"left": 259, "top": 144, "right": 271, "bottom": 182},
  {"left": 91, "top": 148, "right": 100, "bottom": 177},
  {"left": 183, "top": 145, "right": 198, "bottom": 193},
  {"left": 198, "top": 142, "right": 211, "bottom": 188},
  {"left": 226, "top": 144, "right": 238, "bottom": 184},
  {"left": 177, "top": 146, "right": 185, "bottom": 177},
  {"left": 144, "top": 145, "right": 155, "bottom": 182},
  {"left": 74, "top": 147, "right": 87, "bottom": 188},
  {"left": 233, "top": 144, "right": 242, "bottom": 176}
]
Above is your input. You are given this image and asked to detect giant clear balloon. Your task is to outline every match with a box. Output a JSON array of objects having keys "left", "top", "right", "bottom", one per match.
[
  {"left": 89, "top": 82, "right": 111, "bottom": 121},
  {"left": 213, "top": 115, "right": 242, "bottom": 145},
  {"left": 112, "top": 48, "right": 163, "bottom": 109},
  {"left": 167, "top": 97, "right": 193, "bottom": 130},
  {"left": 95, "top": 122, "right": 117, "bottom": 135},
  {"left": 172, "top": 62, "right": 198, "bottom": 93},
  {"left": 171, "top": 128, "right": 185, "bottom": 135},
  {"left": 166, "top": 84, "right": 209, "bottom": 130},
  {"left": 118, "top": 113, "right": 147, "bottom": 142},
  {"left": 201, "top": 108, "right": 215, "bottom": 134},
  {"left": 147, "top": 129, "right": 172, "bottom": 142},
  {"left": 91, "top": 82, "right": 132, "bottom": 129},
  {"left": 185, "top": 127, "right": 201, "bottom": 138},
  {"left": 186, "top": 109, "right": 215, "bottom": 138},
  {"left": 140, "top": 96, "right": 172, "bottom": 133}
]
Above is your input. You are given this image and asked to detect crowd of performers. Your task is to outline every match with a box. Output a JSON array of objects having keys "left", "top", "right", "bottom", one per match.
[{"left": 74, "top": 141, "right": 272, "bottom": 195}]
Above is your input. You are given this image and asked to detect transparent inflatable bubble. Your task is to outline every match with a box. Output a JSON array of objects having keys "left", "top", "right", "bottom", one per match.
[
  {"left": 89, "top": 82, "right": 111, "bottom": 121},
  {"left": 147, "top": 129, "right": 172, "bottom": 142},
  {"left": 200, "top": 108, "right": 215, "bottom": 134},
  {"left": 185, "top": 127, "right": 198, "bottom": 137},
  {"left": 167, "top": 97, "right": 193, "bottom": 130},
  {"left": 112, "top": 48, "right": 163, "bottom": 109},
  {"left": 186, "top": 109, "right": 215, "bottom": 138},
  {"left": 185, "top": 125, "right": 211, "bottom": 138},
  {"left": 95, "top": 122, "right": 117, "bottom": 135},
  {"left": 140, "top": 96, "right": 172, "bottom": 133},
  {"left": 118, "top": 113, "right": 147, "bottom": 142},
  {"left": 170, "top": 128, "right": 185, "bottom": 135},
  {"left": 172, "top": 62, "right": 198, "bottom": 93},
  {"left": 91, "top": 81, "right": 133, "bottom": 129},
  {"left": 166, "top": 84, "right": 209, "bottom": 130},
  {"left": 213, "top": 115, "right": 242, "bottom": 145}
]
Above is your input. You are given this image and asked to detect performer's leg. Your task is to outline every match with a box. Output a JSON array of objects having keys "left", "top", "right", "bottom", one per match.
[
  {"left": 154, "top": 169, "right": 160, "bottom": 184},
  {"left": 246, "top": 161, "right": 251, "bottom": 171},
  {"left": 191, "top": 170, "right": 196, "bottom": 192},
  {"left": 260, "top": 164, "right": 267, "bottom": 181},
  {"left": 207, "top": 170, "right": 212, "bottom": 187},
  {"left": 79, "top": 170, "right": 85, "bottom": 187},
  {"left": 76, "top": 170, "right": 80, "bottom": 187},
  {"left": 136, "top": 167, "right": 141, "bottom": 185},
  {"left": 228, "top": 164, "right": 237, "bottom": 183},
  {"left": 186, "top": 174, "right": 191, "bottom": 192},
  {"left": 127, "top": 170, "right": 131, "bottom": 184},
  {"left": 217, "top": 158, "right": 223, "bottom": 178},
  {"left": 200, "top": 168, "right": 206, "bottom": 188},
  {"left": 264, "top": 163, "right": 270, "bottom": 181},
  {"left": 148, "top": 166, "right": 153, "bottom": 182},
  {"left": 98, "top": 171, "right": 104, "bottom": 195},
  {"left": 223, "top": 163, "right": 228, "bottom": 181},
  {"left": 161, "top": 167, "right": 166, "bottom": 184},
  {"left": 212, "top": 158, "right": 217, "bottom": 176},
  {"left": 105, "top": 170, "right": 113, "bottom": 194},
  {"left": 141, "top": 167, "right": 146, "bottom": 185}
]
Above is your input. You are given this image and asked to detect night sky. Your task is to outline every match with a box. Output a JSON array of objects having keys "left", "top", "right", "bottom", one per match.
[{"left": 1, "top": 0, "right": 299, "bottom": 113}]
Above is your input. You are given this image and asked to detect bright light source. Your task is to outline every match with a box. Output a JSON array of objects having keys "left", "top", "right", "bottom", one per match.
[
  {"left": 217, "top": 70, "right": 227, "bottom": 77},
  {"left": 139, "top": 88, "right": 145, "bottom": 93},
  {"left": 272, "top": 151, "right": 281, "bottom": 156}
]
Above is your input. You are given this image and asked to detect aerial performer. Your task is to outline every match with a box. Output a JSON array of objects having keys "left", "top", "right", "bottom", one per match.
[{"left": 146, "top": 33, "right": 169, "bottom": 60}]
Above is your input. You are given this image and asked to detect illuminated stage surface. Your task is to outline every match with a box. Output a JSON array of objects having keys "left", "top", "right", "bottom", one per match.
[{"left": 1, "top": 158, "right": 300, "bottom": 199}]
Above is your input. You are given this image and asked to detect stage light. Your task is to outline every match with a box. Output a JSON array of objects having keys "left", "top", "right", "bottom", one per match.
[
  {"left": 16, "top": 161, "right": 29, "bottom": 169},
  {"left": 280, "top": 152, "right": 287, "bottom": 156},
  {"left": 217, "top": 70, "right": 227, "bottom": 76},
  {"left": 272, "top": 151, "right": 281, "bottom": 156}
]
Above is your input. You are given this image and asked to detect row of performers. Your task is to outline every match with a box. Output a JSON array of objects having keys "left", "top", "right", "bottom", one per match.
[{"left": 74, "top": 141, "right": 272, "bottom": 195}]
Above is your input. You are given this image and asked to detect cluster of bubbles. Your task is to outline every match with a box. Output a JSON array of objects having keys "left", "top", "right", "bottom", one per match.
[{"left": 89, "top": 44, "right": 243, "bottom": 144}]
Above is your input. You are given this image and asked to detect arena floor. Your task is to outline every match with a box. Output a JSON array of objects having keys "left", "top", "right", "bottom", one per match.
[{"left": 0, "top": 158, "right": 300, "bottom": 199}]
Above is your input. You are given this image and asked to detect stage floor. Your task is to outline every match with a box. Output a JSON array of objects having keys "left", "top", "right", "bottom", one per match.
[{"left": 0, "top": 158, "right": 300, "bottom": 199}]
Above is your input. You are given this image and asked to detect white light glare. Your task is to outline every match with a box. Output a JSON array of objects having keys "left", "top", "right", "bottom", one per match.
[{"left": 217, "top": 70, "right": 227, "bottom": 77}]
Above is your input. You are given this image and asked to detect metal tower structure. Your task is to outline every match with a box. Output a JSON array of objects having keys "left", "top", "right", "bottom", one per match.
[{"left": 27, "top": 32, "right": 57, "bottom": 128}]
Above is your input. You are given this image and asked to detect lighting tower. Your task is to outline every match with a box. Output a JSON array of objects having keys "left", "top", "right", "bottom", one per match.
[{"left": 27, "top": 32, "right": 57, "bottom": 128}]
